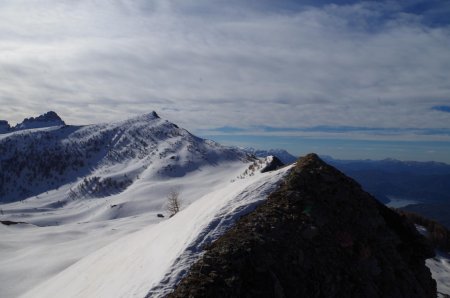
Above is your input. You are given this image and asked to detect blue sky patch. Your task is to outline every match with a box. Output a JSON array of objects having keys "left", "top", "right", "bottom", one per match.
[{"left": 432, "top": 106, "right": 450, "bottom": 113}]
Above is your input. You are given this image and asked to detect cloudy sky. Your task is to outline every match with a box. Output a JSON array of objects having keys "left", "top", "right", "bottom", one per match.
[{"left": 1, "top": 0, "right": 450, "bottom": 161}]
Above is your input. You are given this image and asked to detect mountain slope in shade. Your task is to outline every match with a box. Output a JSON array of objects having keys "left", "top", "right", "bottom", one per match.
[
  {"left": 171, "top": 154, "right": 436, "bottom": 298},
  {"left": 401, "top": 203, "right": 450, "bottom": 229}
]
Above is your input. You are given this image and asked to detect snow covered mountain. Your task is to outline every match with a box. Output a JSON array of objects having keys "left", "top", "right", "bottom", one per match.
[
  {"left": 0, "top": 113, "right": 448, "bottom": 297},
  {"left": 0, "top": 111, "right": 249, "bottom": 203},
  {"left": 0, "top": 111, "right": 275, "bottom": 297}
]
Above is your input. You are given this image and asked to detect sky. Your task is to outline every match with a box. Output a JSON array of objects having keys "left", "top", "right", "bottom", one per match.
[{"left": 0, "top": 0, "right": 449, "bottom": 162}]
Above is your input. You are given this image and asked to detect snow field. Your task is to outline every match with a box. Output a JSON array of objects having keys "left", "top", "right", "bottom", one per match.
[{"left": 18, "top": 162, "right": 291, "bottom": 298}]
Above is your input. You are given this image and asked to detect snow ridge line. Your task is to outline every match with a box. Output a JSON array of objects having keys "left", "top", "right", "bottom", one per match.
[{"left": 145, "top": 167, "right": 291, "bottom": 298}]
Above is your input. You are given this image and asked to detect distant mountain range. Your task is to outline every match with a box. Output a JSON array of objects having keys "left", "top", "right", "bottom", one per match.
[
  {"left": 322, "top": 156, "right": 450, "bottom": 205},
  {"left": 320, "top": 156, "right": 450, "bottom": 229}
]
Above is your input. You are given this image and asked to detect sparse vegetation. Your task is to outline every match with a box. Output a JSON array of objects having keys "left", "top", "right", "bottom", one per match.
[
  {"left": 167, "top": 190, "right": 182, "bottom": 217},
  {"left": 69, "top": 175, "right": 133, "bottom": 199}
]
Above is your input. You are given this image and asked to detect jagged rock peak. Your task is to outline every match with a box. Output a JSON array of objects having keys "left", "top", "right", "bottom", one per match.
[
  {"left": 140, "top": 111, "right": 160, "bottom": 119},
  {"left": 260, "top": 155, "right": 284, "bottom": 173},
  {"left": 142, "top": 111, "right": 160, "bottom": 121},
  {"left": 29, "top": 111, "right": 63, "bottom": 122},
  {"left": 0, "top": 120, "right": 11, "bottom": 133},
  {"left": 15, "top": 111, "right": 65, "bottom": 130}
]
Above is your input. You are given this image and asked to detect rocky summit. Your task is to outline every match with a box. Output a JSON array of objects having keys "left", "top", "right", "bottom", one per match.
[
  {"left": 14, "top": 111, "right": 66, "bottom": 131},
  {"left": 170, "top": 153, "right": 436, "bottom": 298},
  {"left": 0, "top": 120, "right": 11, "bottom": 133}
]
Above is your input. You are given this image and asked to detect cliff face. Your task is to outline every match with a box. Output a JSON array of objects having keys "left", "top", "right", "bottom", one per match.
[{"left": 170, "top": 154, "right": 436, "bottom": 298}]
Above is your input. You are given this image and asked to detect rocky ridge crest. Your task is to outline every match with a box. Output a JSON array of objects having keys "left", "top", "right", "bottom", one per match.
[{"left": 170, "top": 153, "right": 436, "bottom": 298}]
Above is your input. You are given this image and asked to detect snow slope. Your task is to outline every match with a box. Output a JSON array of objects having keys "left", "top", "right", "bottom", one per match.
[
  {"left": 427, "top": 252, "right": 450, "bottom": 297},
  {"left": 0, "top": 112, "right": 261, "bottom": 297},
  {"left": 415, "top": 225, "right": 450, "bottom": 296},
  {"left": 13, "top": 161, "right": 291, "bottom": 298},
  {"left": 0, "top": 160, "right": 252, "bottom": 297}
]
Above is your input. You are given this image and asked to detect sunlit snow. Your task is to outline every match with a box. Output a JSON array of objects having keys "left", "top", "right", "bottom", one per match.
[{"left": 0, "top": 116, "right": 290, "bottom": 298}]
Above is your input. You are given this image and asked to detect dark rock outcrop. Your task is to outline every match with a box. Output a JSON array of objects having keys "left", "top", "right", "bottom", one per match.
[
  {"left": 14, "top": 111, "right": 65, "bottom": 131},
  {"left": 260, "top": 156, "right": 284, "bottom": 173},
  {"left": 0, "top": 120, "right": 11, "bottom": 133},
  {"left": 170, "top": 153, "right": 436, "bottom": 298},
  {"left": 0, "top": 220, "right": 28, "bottom": 226}
]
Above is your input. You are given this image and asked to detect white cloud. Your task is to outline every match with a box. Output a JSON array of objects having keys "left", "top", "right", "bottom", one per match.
[{"left": 0, "top": 0, "right": 449, "bottom": 140}]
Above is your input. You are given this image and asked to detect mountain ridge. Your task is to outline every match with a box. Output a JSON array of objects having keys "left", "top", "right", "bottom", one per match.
[
  {"left": 0, "top": 111, "right": 250, "bottom": 203},
  {"left": 0, "top": 111, "right": 66, "bottom": 134},
  {"left": 170, "top": 154, "right": 437, "bottom": 298}
]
